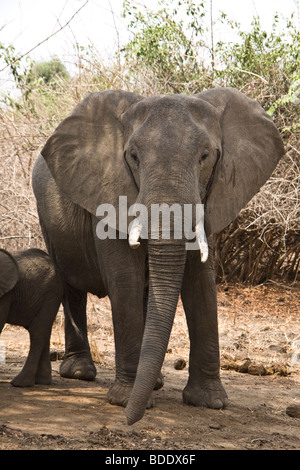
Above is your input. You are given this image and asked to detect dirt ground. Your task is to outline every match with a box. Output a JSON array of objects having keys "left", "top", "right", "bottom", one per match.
[{"left": 0, "top": 281, "right": 299, "bottom": 451}]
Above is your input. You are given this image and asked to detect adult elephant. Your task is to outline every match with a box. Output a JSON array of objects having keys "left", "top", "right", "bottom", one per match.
[{"left": 32, "top": 87, "right": 284, "bottom": 425}]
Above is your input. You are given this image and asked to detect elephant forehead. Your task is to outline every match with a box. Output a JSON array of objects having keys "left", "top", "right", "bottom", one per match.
[
  {"left": 135, "top": 94, "right": 215, "bottom": 117},
  {"left": 125, "top": 94, "right": 220, "bottom": 140}
]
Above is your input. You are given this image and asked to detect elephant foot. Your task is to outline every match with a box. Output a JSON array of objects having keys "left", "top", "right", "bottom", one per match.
[
  {"left": 11, "top": 373, "right": 35, "bottom": 387},
  {"left": 107, "top": 378, "right": 155, "bottom": 409},
  {"left": 60, "top": 354, "right": 96, "bottom": 381},
  {"left": 183, "top": 376, "right": 229, "bottom": 409},
  {"left": 35, "top": 371, "right": 52, "bottom": 385},
  {"left": 11, "top": 365, "right": 52, "bottom": 387}
]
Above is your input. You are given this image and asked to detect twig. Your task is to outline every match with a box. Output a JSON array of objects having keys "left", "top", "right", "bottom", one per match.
[
  {"left": 210, "top": 0, "right": 215, "bottom": 75},
  {"left": 287, "top": 144, "right": 300, "bottom": 156},
  {"left": 0, "top": 0, "right": 90, "bottom": 73},
  {"left": 232, "top": 67, "right": 269, "bottom": 84},
  {"left": 0, "top": 236, "right": 28, "bottom": 240}
]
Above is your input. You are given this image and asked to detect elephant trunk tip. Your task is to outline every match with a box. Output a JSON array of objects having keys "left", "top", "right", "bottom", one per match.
[{"left": 125, "top": 405, "right": 145, "bottom": 426}]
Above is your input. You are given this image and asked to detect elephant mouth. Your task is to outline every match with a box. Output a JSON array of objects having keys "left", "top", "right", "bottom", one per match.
[{"left": 128, "top": 202, "right": 208, "bottom": 262}]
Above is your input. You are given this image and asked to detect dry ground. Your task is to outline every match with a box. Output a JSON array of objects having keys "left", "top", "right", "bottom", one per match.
[{"left": 0, "top": 281, "right": 299, "bottom": 451}]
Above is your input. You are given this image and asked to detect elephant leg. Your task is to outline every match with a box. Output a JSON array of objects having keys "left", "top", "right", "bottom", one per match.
[
  {"left": 35, "top": 338, "right": 52, "bottom": 385},
  {"left": 11, "top": 337, "right": 43, "bottom": 387},
  {"left": 181, "top": 240, "right": 228, "bottom": 409},
  {"left": 12, "top": 331, "right": 52, "bottom": 387},
  {"left": 11, "top": 299, "right": 59, "bottom": 387},
  {"left": 107, "top": 287, "right": 145, "bottom": 407},
  {"left": 0, "top": 295, "right": 10, "bottom": 334},
  {"left": 59, "top": 284, "right": 96, "bottom": 381}
]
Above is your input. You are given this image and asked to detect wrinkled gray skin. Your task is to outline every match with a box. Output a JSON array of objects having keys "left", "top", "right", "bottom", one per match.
[
  {"left": 32, "top": 87, "right": 284, "bottom": 425},
  {"left": 0, "top": 249, "right": 63, "bottom": 386}
]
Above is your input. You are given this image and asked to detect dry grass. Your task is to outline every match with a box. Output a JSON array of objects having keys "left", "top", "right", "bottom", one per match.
[{"left": 0, "top": 108, "right": 43, "bottom": 252}]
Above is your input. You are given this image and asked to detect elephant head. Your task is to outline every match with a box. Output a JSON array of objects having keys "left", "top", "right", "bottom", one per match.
[
  {"left": 0, "top": 249, "right": 19, "bottom": 297},
  {"left": 41, "top": 88, "right": 284, "bottom": 424}
]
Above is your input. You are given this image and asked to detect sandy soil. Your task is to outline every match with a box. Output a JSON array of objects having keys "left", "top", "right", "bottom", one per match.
[{"left": 0, "top": 282, "right": 299, "bottom": 451}]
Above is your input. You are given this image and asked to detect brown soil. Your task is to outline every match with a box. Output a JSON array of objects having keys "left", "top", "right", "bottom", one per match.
[{"left": 0, "top": 282, "right": 299, "bottom": 451}]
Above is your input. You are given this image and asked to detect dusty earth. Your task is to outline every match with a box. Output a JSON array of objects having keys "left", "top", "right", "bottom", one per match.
[{"left": 0, "top": 281, "right": 299, "bottom": 451}]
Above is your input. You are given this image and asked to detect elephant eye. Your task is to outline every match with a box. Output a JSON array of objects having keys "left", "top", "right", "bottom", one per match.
[
  {"left": 200, "top": 149, "right": 209, "bottom": 162},
  {"left": 130, "top": 152, "right": 139, "bottom": 167}
]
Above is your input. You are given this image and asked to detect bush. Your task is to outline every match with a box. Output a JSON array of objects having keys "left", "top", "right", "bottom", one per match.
[
  {"left": 120, "top": 0, "right": 214, "bottom": 93},
  {"left": 26, "top": 58, "right": 69, "bottom": 85},
  {"left": 213, "top": 16, "right": 300, "bottom": 283}
]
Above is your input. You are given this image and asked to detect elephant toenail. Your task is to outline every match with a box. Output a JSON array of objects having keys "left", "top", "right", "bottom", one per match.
[{"left": 212, "top": 399, "right": 224, "bottom": 409}]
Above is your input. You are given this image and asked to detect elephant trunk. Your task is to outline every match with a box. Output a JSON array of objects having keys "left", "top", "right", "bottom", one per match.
[{"left": 125, "top": 242, "right": 186, "bottom": 425}]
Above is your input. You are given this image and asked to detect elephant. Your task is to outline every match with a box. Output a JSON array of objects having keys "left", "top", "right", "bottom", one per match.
[
  {"left": 0, "top": 248, "right": 63, "bottom": 386},
  {"left": 32, "top": 87, "right": 284, "bottom": 425}
]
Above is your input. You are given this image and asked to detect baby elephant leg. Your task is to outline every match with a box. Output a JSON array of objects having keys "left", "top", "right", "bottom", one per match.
[{"left": 11, "top": 300, "right": 60, "bottom": 387}]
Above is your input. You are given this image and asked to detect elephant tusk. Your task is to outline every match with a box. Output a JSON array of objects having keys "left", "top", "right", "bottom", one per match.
[
  {"left": 195, "top": 220, "right": 209, "bottom": 263},
  {"left": 129, "top": 218, "right": 142, "bottom": 249}
]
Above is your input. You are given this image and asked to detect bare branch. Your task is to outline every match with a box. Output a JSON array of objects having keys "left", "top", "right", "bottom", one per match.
[
  {"left": 0, "top": 0, "right": 90, "bottom": 73},
  {"left": 232, "top": 66, "right": 269, "bottom": 84}
]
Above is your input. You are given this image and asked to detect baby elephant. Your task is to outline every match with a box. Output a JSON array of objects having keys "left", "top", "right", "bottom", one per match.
[{"left": 0, "top": 248, "right": 63, "bottom": 386}]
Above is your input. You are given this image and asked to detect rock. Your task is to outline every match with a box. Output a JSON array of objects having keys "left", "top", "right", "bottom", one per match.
[
  {"left": 265, "top": 363, "right": 289, "bottom": 377},
  {"left": 209, "top": 423, "right": 221, "bottom": 430},
  {"left": 174, "top": 358, "right": 186, "bottom": 370},
  {"left": 247, "top": 363, "right": 266, "bottom": 376},
  {"left": 286, "top": 404, "right": 300, "bottom": 419},
  {"left": 220, "top": 354, "right": 237, "bottom": 371},
  {"left": 221, "top": 355, "right": 288, "bottom": 377},
  {"left": 221, "top": 355, "right": 251, "bottom": 373},
  {"left": 292, "top": 350, "right": 300, "bottom": 365},
  {"left": 236, "top": 358, "right": 251, "bottom": 373}
]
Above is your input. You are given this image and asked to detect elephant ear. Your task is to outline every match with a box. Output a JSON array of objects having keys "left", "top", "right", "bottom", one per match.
[
  {"left": 0, "top": 249, "right": 19, "bottom": 297},
  {"left": 41, "top": 90, "right": 143, "bottom": 229},
  {"left": 196, "top": 87, "right": 285, "bottom": 235}
]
